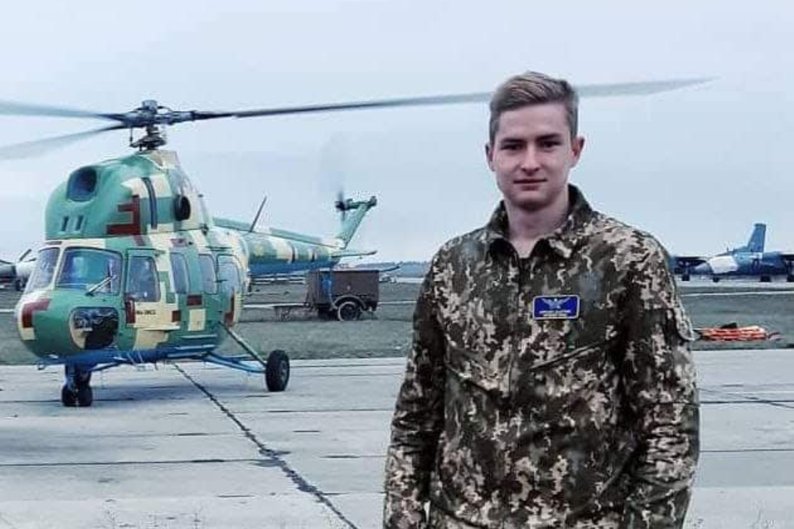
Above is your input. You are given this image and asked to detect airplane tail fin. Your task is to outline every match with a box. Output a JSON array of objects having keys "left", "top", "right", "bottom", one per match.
[
  {"left": 334, "top": 195, "right": 377, "bottom": 248},
  {"left": 737, "top": 223, "right": 766, "bottom": 253}
]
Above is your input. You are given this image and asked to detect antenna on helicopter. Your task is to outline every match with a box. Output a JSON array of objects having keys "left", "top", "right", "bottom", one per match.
[{"left": 248, "top": 195, "right": 268, "bottom": 233}]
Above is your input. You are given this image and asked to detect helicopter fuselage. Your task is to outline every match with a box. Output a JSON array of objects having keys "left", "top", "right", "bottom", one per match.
[
  {"left": 15, "top": 227, "right": 248, "bottom": 367},
  {"left": 10, "top": 148, "right": 374, "bottom": 405},
  {"left": 14, "top": 150, "right": 249, "bottom": 368}
]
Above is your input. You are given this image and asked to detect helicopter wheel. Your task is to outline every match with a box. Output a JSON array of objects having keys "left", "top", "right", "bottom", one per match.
[
  {"left": 265, "top": 350, "right": 290, "bottom": 392},
  {"left": 76, "top": 384, "right": 94, "bottom": 407},
  {"left": 61, "top": 385, "right": 78, "bottom": 407},
  {"left": 61, "top": 366, "right": 94, "bottom": 407}
]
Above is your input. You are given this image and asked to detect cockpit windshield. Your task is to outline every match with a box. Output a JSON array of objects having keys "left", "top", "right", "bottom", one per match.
[
  {"left": 56, "top": 248, "right": 122, "bottom": 294},
  {"left": 24, "top": 247, "right": 60, "bottom": 293}
]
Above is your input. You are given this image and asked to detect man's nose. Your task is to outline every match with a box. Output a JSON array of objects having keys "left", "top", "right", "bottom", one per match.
[{"left": 519, "top": 146, "right": 541, "bottom": 172}]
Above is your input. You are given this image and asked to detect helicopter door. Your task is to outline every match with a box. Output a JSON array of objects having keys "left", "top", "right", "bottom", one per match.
[
  {"left": 123, "top": 251, "right": 176, "bottom": 347},
  {"left": 198, "top": 254, "right": 221, "bottom": 332},
  {"left": 217, "top": 254, "right": 243, "bottom": 326}
]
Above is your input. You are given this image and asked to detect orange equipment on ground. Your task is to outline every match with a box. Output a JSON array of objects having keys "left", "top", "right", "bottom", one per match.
[{"left": 696, "top": 324, "right": 781, "bottom": 342}]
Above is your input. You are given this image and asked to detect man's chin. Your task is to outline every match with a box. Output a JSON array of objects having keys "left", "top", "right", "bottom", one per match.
[{"left": 507, "top": 193, "right": 551, "bottom": 211}]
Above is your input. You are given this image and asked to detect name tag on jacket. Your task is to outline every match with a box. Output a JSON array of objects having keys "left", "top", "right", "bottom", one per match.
[{"left": 532, "top": 295, "right": 580, "bottom": 320}]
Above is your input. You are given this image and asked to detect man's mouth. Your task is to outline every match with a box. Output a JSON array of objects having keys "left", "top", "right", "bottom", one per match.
[{"left": 514, "top": 178, "right": 546, "bottom": 185}]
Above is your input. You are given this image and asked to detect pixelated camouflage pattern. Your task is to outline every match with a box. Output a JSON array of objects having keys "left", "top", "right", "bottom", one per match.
[
  {"left": 384, "top": 186, "right": 699, "bottom": 529},
  {"left": 16, "top": 150, "right": 249, "bottom": 359},
  {"left": 214, "top": 195, "right": 377, "bottom": 277},
  {"left": 15, "top": 228, "right": 248, "bottom": 358},
  {"left": 45, "top": 150, "right": 211, "bottom": 240},
  {"left": 14, "top": 150, "right": 375, "bottom": 363},
  {"left": 44, "top": 150, "right": 374, "bottom": 277}
]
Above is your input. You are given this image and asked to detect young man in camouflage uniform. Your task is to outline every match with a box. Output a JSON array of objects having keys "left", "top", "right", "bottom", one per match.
[{"left": 383, "top": 72, "right": 700, "bottom": 528}]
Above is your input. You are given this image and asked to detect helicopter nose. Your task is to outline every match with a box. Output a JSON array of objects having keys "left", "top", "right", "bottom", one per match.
[
  {"left": 16, "top": 295, "right": 119, "bottom": 355},
  {"left": 17, "top": 298, "right": 51, "bottom": 340},
  {"left": 70, "top": 307, "right": 119, "bottom": 350}
]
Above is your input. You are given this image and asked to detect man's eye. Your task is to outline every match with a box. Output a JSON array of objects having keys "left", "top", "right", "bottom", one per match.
[
  {"left": 501, "top": 143, "right": 522, "bottom": 151},
  {"left": 540, "top": 140, "right": 560, "bottom": 149}
]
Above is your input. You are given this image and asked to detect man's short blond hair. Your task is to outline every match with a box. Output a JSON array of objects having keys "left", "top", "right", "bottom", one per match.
[{"left": 489, "top": 71, "right": 579, "bottom": 144}]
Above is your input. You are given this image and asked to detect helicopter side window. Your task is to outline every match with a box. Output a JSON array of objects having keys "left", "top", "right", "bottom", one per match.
[
  {"left": 56, "top": 248, "right": 121, "bottom": 294},
  {"left": 25, "top": 247, "right": 60, "bottom": 293},
  {"left": 126, "top": 256, "right": 160, "bottom": 302},
  {"left": 198, "top": 254, "right": 217, "bottom": 294},
  {"left": 170, "top": 253, "right": 189, "bottom": 295},
  {"left": 217, "top": 255, "right": 242, "bottom": 294}
]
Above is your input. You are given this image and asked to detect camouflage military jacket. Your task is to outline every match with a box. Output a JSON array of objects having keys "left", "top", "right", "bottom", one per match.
[{"left": 384, "top": 186, "right": 699, "bottom": 529}]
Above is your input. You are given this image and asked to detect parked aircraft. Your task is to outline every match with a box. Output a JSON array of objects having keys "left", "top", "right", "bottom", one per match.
[
  {"left": 0, "top": 249, "right": 35, "bottom": 291},
  {"left": 672, "top": 223, "right": 794, "bottom": 282}
]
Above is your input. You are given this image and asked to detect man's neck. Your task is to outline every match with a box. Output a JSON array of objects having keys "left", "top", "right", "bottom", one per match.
[{"left": 505, "top": 189, "right": 570, "bottom": 258}]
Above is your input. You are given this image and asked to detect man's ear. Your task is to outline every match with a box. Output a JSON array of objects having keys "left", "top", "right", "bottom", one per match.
[
  {"left": 485, "top": 142, "right": 494, "bottom": 171},
  {"left": 571, "top": 136, "right": 585, "bottom": 167}
]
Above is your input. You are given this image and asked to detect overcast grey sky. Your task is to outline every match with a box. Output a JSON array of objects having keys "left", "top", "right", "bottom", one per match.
[{"left": 0, "top": 0, "right": 790, "bottom": 262}]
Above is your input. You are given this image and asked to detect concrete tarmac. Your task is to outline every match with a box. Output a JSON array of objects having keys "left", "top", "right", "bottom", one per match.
[{"left": 2, "top": 350, "right": 794, "bottom": 528}]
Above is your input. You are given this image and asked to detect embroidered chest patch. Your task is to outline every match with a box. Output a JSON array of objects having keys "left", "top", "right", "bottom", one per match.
[{"left": 532, "top": 295, "right": 580, "bottom": 320}]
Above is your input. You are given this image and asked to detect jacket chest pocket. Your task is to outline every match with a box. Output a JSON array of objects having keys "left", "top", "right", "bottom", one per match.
[
  {"left": 523, "top": 289, "right": 621, "bottom": 364},
  {"left": 533, "top": 317, "right": 619, "bottom": 354},
  {"left": 515, "top": 342, "right": 618, "bottom": 412},
  {"left": 444, "top": 287, "right": 514, "bottom": 354}
]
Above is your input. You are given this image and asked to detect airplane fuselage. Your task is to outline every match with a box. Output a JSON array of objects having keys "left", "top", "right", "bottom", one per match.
[{"left": 694, "top": 251, "right": 792, "bottom": 278}]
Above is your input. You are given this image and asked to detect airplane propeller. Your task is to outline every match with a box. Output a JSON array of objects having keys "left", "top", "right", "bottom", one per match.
[{"left": 0, "top": 77, "right": 711, "bottom": 158}]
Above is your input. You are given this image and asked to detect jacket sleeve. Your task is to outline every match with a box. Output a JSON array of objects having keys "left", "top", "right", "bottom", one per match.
[
  {"left": 619, "top": 241, "right": 700, "bottom": 529},
  {"left": 383, "top": 259, "right": 447, "bottom": 529}
]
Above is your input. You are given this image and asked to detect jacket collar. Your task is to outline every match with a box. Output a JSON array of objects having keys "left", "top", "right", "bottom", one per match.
[{"left": 483, "top": 185, "right": 596, "bottom": 259}]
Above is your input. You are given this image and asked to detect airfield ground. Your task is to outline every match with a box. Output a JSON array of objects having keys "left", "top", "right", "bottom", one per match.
[
  {"left": 1, "top": 281, "right": 794, "bottom": 528},
  {"left": 1, "top": 279, "right": 793, "bottom": 365}
]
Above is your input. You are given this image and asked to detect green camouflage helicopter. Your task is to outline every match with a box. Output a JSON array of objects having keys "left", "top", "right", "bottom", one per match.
[{"left": 0, "top": 78, "right": 706, "bottom": 407}]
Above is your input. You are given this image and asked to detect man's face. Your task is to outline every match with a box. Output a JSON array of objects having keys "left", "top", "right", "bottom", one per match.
[{"left": 486, "top": 103, "right": 584, "bottom": 212}]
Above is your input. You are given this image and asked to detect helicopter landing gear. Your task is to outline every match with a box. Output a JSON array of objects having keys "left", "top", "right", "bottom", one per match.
[
  {"left": 220, "top": 324, "right": 291, "bottom": 392},
  {"left": 61, "top": 365, "right": 93, "bottom": 407},
  {"left": 265, "top": 350, "right": 290, "bottom": 392}
]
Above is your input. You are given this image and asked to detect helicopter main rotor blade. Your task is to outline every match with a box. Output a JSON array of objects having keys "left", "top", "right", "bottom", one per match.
[
  {"left": 0, "top": 100, "right": 122, "bottom": 121},
  {"left": 576, "top": 78, "right": 713, "bottom": 98},
  {"left": 0, "top": 76, "right": 712, "bottom": 156},
  {"left": 187, "top": 77, "right": 711, "bottom": 122},
  {"left": 190, "top": 93, "right": 493, "bottom": 121},
  {"left": 0, "top": 124, "right": 127, "bottom": 159}
]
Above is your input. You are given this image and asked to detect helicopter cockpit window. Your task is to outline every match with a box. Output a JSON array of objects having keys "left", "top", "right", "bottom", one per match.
[
  {"left": 56, "top": 248, "right": 121, "bottom": 294},
  {"left": 170, "top": 253, "right": 189, "bottom": 295},
  {"left": 25, "top": 247, "right": 60, "bottom": 293},
  {"left": 217, "top": 255, "right": 242, "bottom": 294},
  {"left": 199, "top": 254, "right": 217, "bottom": 294},
  {"left": 126, "top": 256, "right": 160, "bottom": 302}
]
